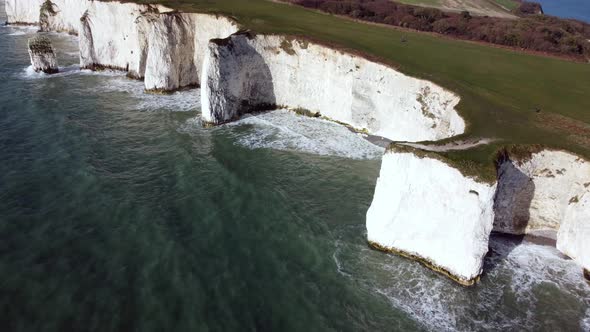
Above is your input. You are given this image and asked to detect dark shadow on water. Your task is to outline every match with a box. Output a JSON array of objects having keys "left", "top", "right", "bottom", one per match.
[{"left": 482, "top": 232, "right": 526, "bottom": 276}]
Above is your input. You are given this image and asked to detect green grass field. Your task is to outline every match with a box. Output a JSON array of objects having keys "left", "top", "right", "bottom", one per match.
[
  {"left": 393, "top": 0, "right": 440, "bottom": 7},
  {"left": 493, "top": 0, "right": 519, "bottom": 10},
  {"left": 130, "top": 0, "right": 590, "bottom": 179}
]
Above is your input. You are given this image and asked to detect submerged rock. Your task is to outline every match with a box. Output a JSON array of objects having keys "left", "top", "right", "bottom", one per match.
[{"left": 28, "top": 35, "right": 58, "bottom": 74}]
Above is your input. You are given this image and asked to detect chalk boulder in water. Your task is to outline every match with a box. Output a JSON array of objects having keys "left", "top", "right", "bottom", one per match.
[
  {"left": 366, "top": 145, "right": 496, "bottom": 285},
  {"left": 28, "top": 36, "right": 58, "bottom": 74}
]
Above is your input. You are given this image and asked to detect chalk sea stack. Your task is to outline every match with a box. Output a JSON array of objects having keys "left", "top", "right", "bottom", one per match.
[{"left": 28, "top": 35, "right": 58, "bottom": 74}]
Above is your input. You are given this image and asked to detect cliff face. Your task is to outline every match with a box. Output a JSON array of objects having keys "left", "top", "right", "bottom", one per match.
[
  {"left": 6, "top": 0, "right": 238, "bottom": 92},
  {"left": 39, "top": 0, "right": 88, "bottom": 34},
  {"left": 5, "top": 0, "right": 43, "bottom": 24},
  {"left": 78, "top": 1, "right": 149, "bottom": 73},
  {"left": 78, "top": 1, "right": 238, "bottom": 91},
  {"left": 202, "top": 33, "right": 465, "bottom": 142},
  {"left": 494, "top": 150, "right": 590, "bottom": 235},
  {"left": 493, "top": 150, "right": 590, "bottom": 273},
  {"left": 136, "top": 12, "right": 238, "bottom": 91},
  {"left": 558, "top": 192, "right": 590, "bottom": 275},
  {"left": 368, "top": 146, "right": 590, "bottom": 284},
  {"left": 366, "top": 148, "right": 496, "bottom": 284}
]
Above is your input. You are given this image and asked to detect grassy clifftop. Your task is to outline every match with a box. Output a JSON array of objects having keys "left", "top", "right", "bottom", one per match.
[{"left": 124, "top": 0, "right": 590, "bottom": 177}]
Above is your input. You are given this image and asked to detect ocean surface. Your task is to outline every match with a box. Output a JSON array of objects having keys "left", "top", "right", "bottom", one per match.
[
  {"left": 1, "top": 5, "right": 589, "bottom": 332},
  {"left": 535, "top": 0, "right": 590, "bottom": 23}
]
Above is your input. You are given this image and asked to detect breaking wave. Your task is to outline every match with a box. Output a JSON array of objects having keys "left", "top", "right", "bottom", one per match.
[
  {"left": 2, "top": 25, "right": 38, "bottom": 36},
  {"left": 225, "top": 110, "right": 384, "bottom": 160},
  {"left": 332, "top": 231, "right": 590, "bottom": 331},
  {"left": 93, "top": 77, "right": 200, "bottom": 112},
  {"left": 19, "top": 65, "right": 199, "bottom": 112},
  {"left": 20, "top": 64, "right": 86, "bottom": 79}
]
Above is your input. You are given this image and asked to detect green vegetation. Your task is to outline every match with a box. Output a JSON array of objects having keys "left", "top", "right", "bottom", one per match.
[
  {"left": 292, "top": 107, "right": 321, "bottom": 118},
  {"left": 394, "top": 0, "right": 440, "bottom": 7},
  {"left": 125, "top": 0, "right": 590, "bottom": 178},
  {"left": 493, "top": 0, "right": 519, "bottom": 11}
]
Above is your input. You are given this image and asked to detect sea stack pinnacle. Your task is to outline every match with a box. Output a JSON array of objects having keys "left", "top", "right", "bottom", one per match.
[{"left": 28, "top": 36, "right": 59, "bottom": 74}]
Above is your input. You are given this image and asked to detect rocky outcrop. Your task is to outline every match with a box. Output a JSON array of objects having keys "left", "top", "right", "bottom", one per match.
[
  {"left": 28, "top": 35, "right": 58, "bottom": 73},
  {"left": 366, "top": 145, "right": 496, "bottom": 285},
  {"left": 202, "top": 33, "right": 465, "bottom": 142}
]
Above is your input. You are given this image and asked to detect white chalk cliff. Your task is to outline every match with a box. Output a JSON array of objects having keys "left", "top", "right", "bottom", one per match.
[
  {"left": 494, "top": 150, "right": 590, "bottom": 235},
  {"left": 6, "top": 0, "right": 238, "bottom": 92},
  {"left": 368, "top": 146, "right": 590, "bottom": 283},
  {"left": 494, "top": 149, "right": 590, "bottom": 274},
  {"left": 366, "top": 146, "right": 496, "bottom": 284},
  {"left": 202, "top": 33, "right": 465, "bottom": 142},
  {"left": 5, "top": 0, "right": 42, "bottom": 24},
  {"left": 6, "top": 0, "right": 590, "bottom": 283}
]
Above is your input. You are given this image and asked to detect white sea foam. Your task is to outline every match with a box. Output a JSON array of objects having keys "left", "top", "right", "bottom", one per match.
[
  {"left": 177, "top": 117, "right": 203, "bottom": 135},
  {"left": 3, "top": 25, "right": 37, "bottom": 33},
  {"left": 225, "top": 109, "right": 384, "bottom": 160},
  {"left": 2, "top": 25, "right": 37, "bottom": 36},
  {"left": 93, "top": 77, "right": 200, "bottom": 112},
  {"left": 333, "top": 240, "right": 352, "bottom": 278},
  {"left": 20, "top": 64, "right": 82, "bottom": 79},
  {"left": 333, "top": 232, "right": 590, "bottom": 331},
  {"left": 18, "top": 64, "right": 199, "bottom": 112}
]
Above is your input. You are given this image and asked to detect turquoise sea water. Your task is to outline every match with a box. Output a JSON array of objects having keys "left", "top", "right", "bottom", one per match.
[
  {"left": 1, "top": 4, "right": 589, "bottom": 331},
  {"left": 535, "top": 0, "right": 590, "bottom": 23}
]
